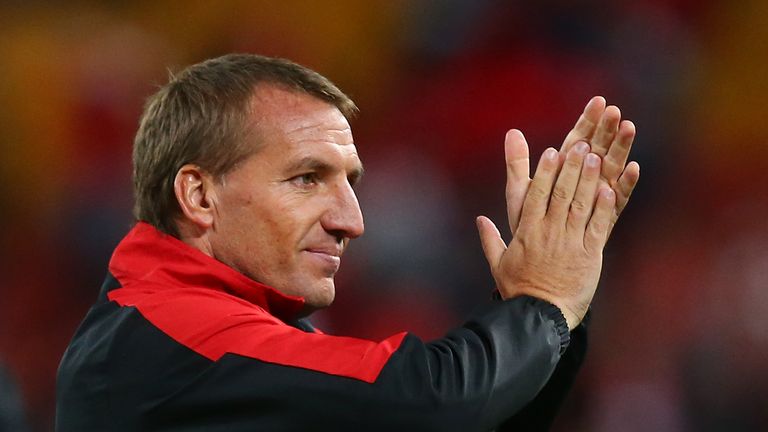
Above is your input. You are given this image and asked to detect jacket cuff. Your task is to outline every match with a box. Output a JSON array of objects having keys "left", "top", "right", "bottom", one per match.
[
  {"left": 535, "top": 300, "right": 570, "bottom": 355},
  {"left": 491, "top": 290, "right": 571, "bottom": 355}
]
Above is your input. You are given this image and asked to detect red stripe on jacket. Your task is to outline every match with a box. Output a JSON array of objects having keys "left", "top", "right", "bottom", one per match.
[{"left": 107, "top": 222, "right": 406, "bottom": 384}]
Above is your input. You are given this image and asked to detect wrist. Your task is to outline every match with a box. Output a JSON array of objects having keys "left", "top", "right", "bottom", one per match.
[
  {"left": 534, "top": 299, "right": 571, "bottom": 355},
  {"left": 492, "top": 292, "right": 572, "bottom": 354}
]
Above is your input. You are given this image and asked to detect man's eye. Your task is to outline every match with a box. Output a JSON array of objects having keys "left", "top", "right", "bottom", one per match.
[{"left": 292, "top": 173, "right": 318, "bottom": 186}]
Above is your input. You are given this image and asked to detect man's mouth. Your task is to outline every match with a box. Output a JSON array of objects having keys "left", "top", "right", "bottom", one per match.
[
  {"left": 304, "top": 245, "right": 342, "bottom": 257},
  {"left": 303, "top": 247, "right": 342, "bottom": 273}
]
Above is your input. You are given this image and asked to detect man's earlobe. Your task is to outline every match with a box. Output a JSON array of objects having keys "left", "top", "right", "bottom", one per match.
[{"left": 174, "top": 164, "right": 216, "bottom": 228}]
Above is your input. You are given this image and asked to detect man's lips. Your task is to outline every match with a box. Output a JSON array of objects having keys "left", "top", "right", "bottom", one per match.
[
  {"left": 302, "top": 246, "right": 342, "bottom": 273},
  {"left": 304, "top": 246, "right": 342, "bottom": 257}
]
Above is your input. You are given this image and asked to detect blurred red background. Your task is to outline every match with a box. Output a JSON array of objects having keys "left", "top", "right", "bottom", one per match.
[{"left": 1, "top": 1, "right": 767, "bottom": 430}]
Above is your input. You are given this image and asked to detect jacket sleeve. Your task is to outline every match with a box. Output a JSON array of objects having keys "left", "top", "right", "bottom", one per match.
[
  {"left": 139, "top": 295, "right": 571, "bottom": 432},
  {"left": 495, "top": 316, "right": 588, "bottom": 431}
]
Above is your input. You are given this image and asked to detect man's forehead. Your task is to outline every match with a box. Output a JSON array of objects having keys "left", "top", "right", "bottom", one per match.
[
  {"left": 248, "top": 84, "right": 352, "bottom": 138},
  {"left": 243, "top": 84, "right": 360, "bottom": 171}
]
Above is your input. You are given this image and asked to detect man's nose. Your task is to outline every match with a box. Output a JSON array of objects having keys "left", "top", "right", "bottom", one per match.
[{"left": 322, "top": 181, "right": 364, "bottom": 240}]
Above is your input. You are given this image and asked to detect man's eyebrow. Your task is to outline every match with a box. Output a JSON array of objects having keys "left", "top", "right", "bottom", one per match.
[
  {"left": 285, "top": 156, "right": 331, "bottom": 174},
  {"left": 285, "top": 156, "right": 365, "bottom": 184}
]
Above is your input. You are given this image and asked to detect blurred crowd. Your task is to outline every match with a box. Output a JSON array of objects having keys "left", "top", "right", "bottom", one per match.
[{"left": 1, "top": 1, "right": 766, "bottom": 430}]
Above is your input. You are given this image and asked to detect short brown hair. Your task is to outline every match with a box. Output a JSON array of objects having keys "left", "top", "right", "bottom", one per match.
[{"left": 132, "top": 53, "right": 358, "bottom": 236}]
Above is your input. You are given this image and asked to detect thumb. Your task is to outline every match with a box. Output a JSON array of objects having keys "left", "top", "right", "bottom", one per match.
[
  {"left": 476, "top": 216, "right": 506, "bottom": 271},
  {"left": 504, "top": 129, "right": 531, "bottom": 235}
]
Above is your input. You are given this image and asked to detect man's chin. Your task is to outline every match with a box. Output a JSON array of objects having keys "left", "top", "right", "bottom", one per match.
[{"left": 297, "top": 282, "right": 335, "bottom": 316}]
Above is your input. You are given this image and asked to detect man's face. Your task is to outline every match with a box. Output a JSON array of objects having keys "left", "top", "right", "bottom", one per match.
[{"left": 208, "top": 86, "right": 364, "bottom": 313}]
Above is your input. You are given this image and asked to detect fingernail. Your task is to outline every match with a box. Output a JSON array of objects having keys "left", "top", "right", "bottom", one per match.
[
  {"left": 586, "top": 153, "right": 600, "bottom": 167},
  {"left": 601, "top": 188, "right": 615, "bottom": 199},
  {"left": 575, "top": 142, "right": 589, "bottom": 154},
  {"left": 544, "top": 148, "right": 557, "bottom": 160}
]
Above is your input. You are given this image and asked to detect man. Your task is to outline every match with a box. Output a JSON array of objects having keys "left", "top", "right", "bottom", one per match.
[{"left": 56, "top": 54, "right": 638, "bottom": 431}]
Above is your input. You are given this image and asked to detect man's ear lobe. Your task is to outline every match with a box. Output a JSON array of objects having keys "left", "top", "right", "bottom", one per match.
[{"left": 174, "top": 164, "right": 217, "bottom": 229}]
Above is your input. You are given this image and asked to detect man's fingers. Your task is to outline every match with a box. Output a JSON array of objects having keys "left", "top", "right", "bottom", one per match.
[
  {"left": 547, "top": 142, "right": 589, "bottom": 223},
  {"left": 567, "top": 153, "right": 601, "bottom": 232},
  {"left": 476, "top": 216, "right": 506, "bottom": 270},
  {"left": 504, "top": 129, "right": 531, "bottom": 235},
  {"left": 614, "top": 161, "right": 640, "bottom": 215},
  {"left": 603, "top": 120, "right": 636, "bottom": 186},
  {"left": 560, "top": 96, "right": 606, "bottom": 156},
  {"left": 585, "top": 187, "right": 616, "bottom": 253},
  {"left": 520, "top": 147, "right": 560, "bottom": 224},
  {"left": 606, "top": 161, "right": 640, "bottom": 239},
  {"left": 591, "top": 105, "right": 621, "bottom": 158}
]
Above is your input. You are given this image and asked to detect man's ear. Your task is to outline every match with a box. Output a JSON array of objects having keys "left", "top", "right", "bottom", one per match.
[{"left": 174, "top": 164, "right": 218, "bottom": 229}]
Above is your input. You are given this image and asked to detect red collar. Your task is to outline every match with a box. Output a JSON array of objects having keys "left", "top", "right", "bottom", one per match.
[{"left": 109, "top": 222, "right": 306, "bottom": 322}]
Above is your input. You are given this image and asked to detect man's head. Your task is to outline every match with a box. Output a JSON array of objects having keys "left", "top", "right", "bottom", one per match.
[{"left": 132, "top": 54, "right": 364, "bottom": 312}]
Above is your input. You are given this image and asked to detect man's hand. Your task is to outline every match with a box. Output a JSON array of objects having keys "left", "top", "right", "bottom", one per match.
[
  {"left": 477, "top": 143, "right": 615, "bottom": 330},
  {"left": 559, "top": 96, "right": 640, "bottom": 237},
  {"left": 505, "top": 97, "right": 640, "bottom": 238}
]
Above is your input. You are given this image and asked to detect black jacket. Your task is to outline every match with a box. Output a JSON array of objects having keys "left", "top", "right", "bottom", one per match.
[{"left": 56, "top": 223, "right": 586, "bottom": 431}]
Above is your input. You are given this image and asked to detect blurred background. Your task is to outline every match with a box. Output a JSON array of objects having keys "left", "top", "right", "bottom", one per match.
[{"left": 1, "top": 0, "right": 767, "bottom": 430}]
